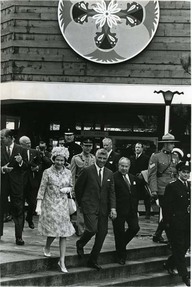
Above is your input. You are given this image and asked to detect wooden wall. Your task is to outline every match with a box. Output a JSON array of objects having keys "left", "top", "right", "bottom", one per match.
[{"left": 1, "top": 0, "right": 191, "bottom": 84}]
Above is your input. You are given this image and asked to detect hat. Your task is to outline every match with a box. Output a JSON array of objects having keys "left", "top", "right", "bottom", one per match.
[
  {"left": 82, "top": 138, "right": 93, "bottom": 145},
  {"left": 51, "top": 146, "right": 69, "bottom": 161},
  {"left": 64, "top": 128, "right": 74, "bottom": 136},
  {"left": 158, "top": 133, "right": 179, "bottom": 143},
  {"left": 176, "top": 161, "right": 191, "bottom": 172},
  {"left": 172, "top": 148, "right": 184, "bottom": 158}
]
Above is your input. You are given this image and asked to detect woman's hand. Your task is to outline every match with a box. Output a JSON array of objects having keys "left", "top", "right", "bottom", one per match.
[{"left": 36, "top": 200, "right": 42, "bottom": 215}]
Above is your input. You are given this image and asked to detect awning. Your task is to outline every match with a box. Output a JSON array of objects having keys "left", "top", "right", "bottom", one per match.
[{"left": 1, "top": 81, "right": 191, "bottom": 105}]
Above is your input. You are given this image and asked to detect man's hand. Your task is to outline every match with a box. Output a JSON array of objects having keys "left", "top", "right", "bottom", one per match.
[
  {"left": 2, "top": 163, "right": 13, "bottom": 174},
  {"left": 15, "top": 153, "right": 23, "bottom": 164},
  {"left": 110, "top": 208, "right": 117, "bottom": 220}
]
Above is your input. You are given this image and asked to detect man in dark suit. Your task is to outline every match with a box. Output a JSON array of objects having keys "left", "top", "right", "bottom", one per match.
[
  {"left": 130, "top": 142, "right": 150, "bottom": 218},
  {"left": 163, "top": 161, "right": 191, "bottom": 286},
  {"left": 102, "top": 137, "right": 120, "bottom": 172},
  {"left": 113, "top": 157, "right": 140, "bottom": 265},
  {"left": 75, "top": 148, "right": 116, "bottom": 270},
  {"left": 19, "top": 136, "right": 42, "bottom": 229},
  {"left": 1, "top": 129, "right": 27, "bottom": 245}
]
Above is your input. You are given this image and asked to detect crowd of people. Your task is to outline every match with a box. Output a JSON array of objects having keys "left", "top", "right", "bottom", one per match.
[{"left": 0, "top": 128, "right": 190, "bottom": 286}]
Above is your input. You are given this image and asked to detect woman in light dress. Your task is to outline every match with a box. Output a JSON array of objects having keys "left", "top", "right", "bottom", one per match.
[{"left": 36, "top": 146, "right": 75, "bottom": 273}]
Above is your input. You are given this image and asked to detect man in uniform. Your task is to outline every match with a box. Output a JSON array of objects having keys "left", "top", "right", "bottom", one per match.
[
  {"left": 148, "top": 133, "right": 179, "bottom": 243},
  {"left": 71, "top": 138, "right": 96, "bottom": 236},
  {"left": 64, "top": 128, "right": 82, "bottom": 163},
  {"left": 163, "top": 161, "right": 190, "bottom": 286}
]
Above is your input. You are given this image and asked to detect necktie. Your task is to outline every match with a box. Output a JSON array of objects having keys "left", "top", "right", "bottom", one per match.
[
  {"left": 99, "top": 169, "right": 102, "bottom": 186},
  {"left": 123, "top": 175, "right": 131, "bottom": 192},
  {"left": 7, "top": 146, "right": 11, "bottom": 158},
  {"left": 27, "top": 149, "right": 30, "bottom": 162}
]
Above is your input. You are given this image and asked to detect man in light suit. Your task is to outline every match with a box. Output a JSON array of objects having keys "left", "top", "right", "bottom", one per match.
[
  {"left": 75, "top": 148, "right": 117, "bottom": 270},
  {"left": 102, "top": 138, "right": 120, "bottom": 172},
  {"left": 1, "top": 129, "right": 27, "bottom": 245},
  {"left": 163, "top": 161, "right": 191, "bottom": 287},
  {"left": 19, "top": 136, "right": 42, "bottom": 229},
  {"left": 113, "top": 157, "right": 140, "bottom": 265}
]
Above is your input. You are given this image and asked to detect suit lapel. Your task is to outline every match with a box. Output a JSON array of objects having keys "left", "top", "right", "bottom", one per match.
[{"left": 2, "top": 145, "right": 9, "bottom": 163}]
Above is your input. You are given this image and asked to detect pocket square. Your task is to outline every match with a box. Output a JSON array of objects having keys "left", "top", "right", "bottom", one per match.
[
  {"left": 107, "top": 179, "right": 111, "bottom": 182},
  {"left": 133, "top": 181, "right": 136, "bottom": 185}
]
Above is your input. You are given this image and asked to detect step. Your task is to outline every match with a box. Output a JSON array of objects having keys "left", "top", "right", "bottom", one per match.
[
  {"left": 67, "top": 269, "right": 190, "bottom": 287},
  {"left": 0, "top": 244, "right": 170, "bottom": 278},
  {"left": 0, "top": 255, "right": 176, "bottom": 286}
]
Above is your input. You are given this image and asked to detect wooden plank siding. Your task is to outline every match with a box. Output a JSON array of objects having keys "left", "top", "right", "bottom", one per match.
[{"left": 1, "top": 0, "right": 191, "bottom": 84}]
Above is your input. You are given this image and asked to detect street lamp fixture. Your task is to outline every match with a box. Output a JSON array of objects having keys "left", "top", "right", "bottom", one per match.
[{"left": 154, "top": 90, "right": 184, "bottom": 134}]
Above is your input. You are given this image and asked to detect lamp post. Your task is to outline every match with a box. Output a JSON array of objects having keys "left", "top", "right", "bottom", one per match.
[{"left": 154, "top": 90, "right": 184, "bottom": 134}]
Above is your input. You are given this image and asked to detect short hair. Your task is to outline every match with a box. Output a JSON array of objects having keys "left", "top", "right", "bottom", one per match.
[
  {"left": 1, "top": 129, "right": 14, "bottom": 139},
  {"left": 118, "top": 157, "right": 130, "bottom": 165},
  {"left": 96, "top": 148, "right": 108, "bottom": 158},
  {"left": 135, "top": 142, "right": 143, "bottom": 148},
  {"left": 39, "top": 140, "right": 46, "bottom": 145},
  {"left": 102, "top": 137, "right": 112, "bottom": 144}
]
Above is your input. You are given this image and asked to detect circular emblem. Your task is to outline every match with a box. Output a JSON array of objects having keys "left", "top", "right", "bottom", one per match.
[{"left": 58, "top": 0, "right": 160, "bottom": 64}]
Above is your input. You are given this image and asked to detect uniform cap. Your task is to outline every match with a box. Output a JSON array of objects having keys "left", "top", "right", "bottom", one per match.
[
  {"left": 172, "top": 148, "right": 184, "bottom": 158},
  {"left": 64, "top": 128, "right": 74, "bottom": 135},
  {"left": 82, "top": 138, "right": 93, "bottom": 145},
  {"left": 158, "top": 133, "right": 179, "bottom": 143},
  {"left": 176, "top": 161, "right": 191, "bottom": 172}
]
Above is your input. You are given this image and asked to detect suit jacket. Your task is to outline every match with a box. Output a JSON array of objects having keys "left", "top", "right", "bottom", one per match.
[
  {"left": 130, "top": 153, "right": 149, "bottom": 175},
  {"left": 75, "top": 164, "right": 116, "bottom": 216},
  {"left": 105, "top": 150, "right": 120, "bottom": 172},
  {"left": 1, "top": 143, "right": 27, "bottom": 195},
  {"left": 23, "top": 148, "right": 42, "bottom": 190},
  {"left": 163, "top": 179, "right": 190, "bottom": 230},
  {"left": 113, "top": 171, "right": 139, "bottom": 215}
]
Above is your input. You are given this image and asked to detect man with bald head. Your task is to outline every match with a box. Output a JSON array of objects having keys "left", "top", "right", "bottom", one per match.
[
  {"left": 112, "top": 157, "right": 140, "bottom": 265},
  {"left": 19, "top": 136, "right": 42, "bottom": 229}
]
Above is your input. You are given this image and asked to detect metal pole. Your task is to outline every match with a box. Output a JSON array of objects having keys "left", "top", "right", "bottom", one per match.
[{"left": 164, "top": 105, "right": 170, "bottom": 134}]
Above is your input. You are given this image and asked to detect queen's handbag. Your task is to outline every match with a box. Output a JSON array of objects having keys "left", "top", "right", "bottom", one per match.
[{"left": 68, "top": 197, "right": 77, "bottom": 215}]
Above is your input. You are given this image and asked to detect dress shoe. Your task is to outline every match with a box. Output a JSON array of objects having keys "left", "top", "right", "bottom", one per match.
[
  {"left": 26, "top": 220, "right": 35, "bottom": 229},
  {"left": 182, "top": 276, "right": 190, "bottom": 286},
  {"left": 153, "top": 235, "right": 168, "bottom": 244},
  {"left": 87, "top": 260, "right": 102, "bottom": 271},
  {"left": 16, "top": 238, "right": 25, "bottom": 245},
  {"left": 163, "top": 263, "right": 177, "bottom": 276},
  {"left": 4, "top": 215, "right": 12, "bottom": 222},
  {"left": 58, "top": 261, "right": 68, "bottom": 273},
  {"left": 76, "top": 240, "right": 84, "bottom": 258},
  {"left": 118, "top": 258, "right": 126, "bottom": 265},
  {"left": 43, "top": 247, "right": 51, "bottom": 257}
]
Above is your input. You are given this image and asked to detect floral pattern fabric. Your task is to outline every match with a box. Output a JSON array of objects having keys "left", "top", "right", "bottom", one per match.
[{"left": 37, "top": 165, "right": 75, "bottom": 237}]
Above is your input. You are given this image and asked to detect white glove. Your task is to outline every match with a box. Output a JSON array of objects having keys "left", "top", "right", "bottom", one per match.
[
  {"left": 60, "top": 187, "right": 72, "bottom": 194},
  {"left": 35, "top": 200, "right": 42, "bottom": 215}
]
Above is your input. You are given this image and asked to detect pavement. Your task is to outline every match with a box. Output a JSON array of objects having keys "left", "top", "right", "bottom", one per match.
[{"left": 0, "top": 202, "right": 164, "bottom": 265}]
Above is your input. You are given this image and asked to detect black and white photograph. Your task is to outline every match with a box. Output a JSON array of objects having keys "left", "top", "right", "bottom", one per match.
[{"left": 1, "top": 0, "right": 191, "bottom": 286}]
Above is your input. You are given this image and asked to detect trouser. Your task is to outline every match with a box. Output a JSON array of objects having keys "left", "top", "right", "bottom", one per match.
[
  {"left": 166, "top": 225, "right": 190, "bottom": 277},
  {"left": 1, "top": 176, "right": 24, "bottom": 239},
  {"left": 144, "top": 197, "right": 151, "bottom": 216},
  {"left": 10, "top": 194, "right": 24, "bottom": 238},
  {"left": 113, "top": 213, "right": 140, "bottom": 260},
  {"left": 78, "top": 213, "right": 108, "bottom": 262},
  {"left": 76, "top": 205, "right": 84, "bottom": 236},
  {"left": 23, "top": 180, "right": 38, "bottom": 225},
  {"left": 154, "top": 195, "right": 169, "bottom": 239}
]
